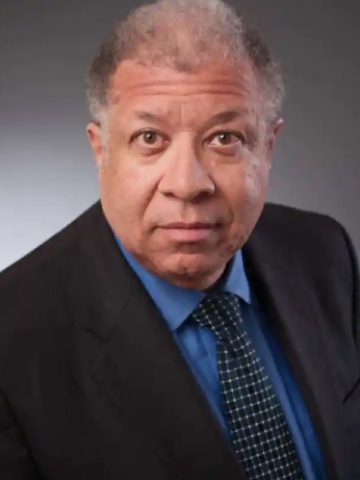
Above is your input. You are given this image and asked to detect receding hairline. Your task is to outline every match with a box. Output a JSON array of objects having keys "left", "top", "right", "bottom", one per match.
[{"left": 86, "top": 0, "right": 285, "bottom": 125}]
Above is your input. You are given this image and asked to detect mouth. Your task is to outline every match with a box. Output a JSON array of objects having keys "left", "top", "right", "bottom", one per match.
[{"left": 160, "top": 222, "right": 222, "bottom": 242}]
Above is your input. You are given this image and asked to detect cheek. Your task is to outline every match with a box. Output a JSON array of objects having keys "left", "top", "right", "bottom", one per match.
[
  {"left": 223, "top": 158, "right": 269, "bottom": 207},
  {"left": 99, "top": 155, "right": 161, "bottom": 238},
  {"left": 244, "top": 160, "right": 269, "bottom": 203},
  {"left": 101, "top": 164, "right": 131, "bottom": 211},
  {"left": 224, "top": 160, "right": 269, "bottom": 242}
]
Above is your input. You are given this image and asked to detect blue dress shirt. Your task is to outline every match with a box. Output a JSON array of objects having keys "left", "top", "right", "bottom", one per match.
[{"left": 116, "top": 237, "right": 326, "bottom": 479}]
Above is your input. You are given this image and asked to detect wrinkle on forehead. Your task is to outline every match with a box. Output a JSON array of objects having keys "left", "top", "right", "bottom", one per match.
[
  {"left": 106, "top": 59, "right": 264, "bottom": 134},
  {"left": 109, "top": 59, "right": 260, "bottom": 104},
  {"left": 110, "top": 93, "right": 259, "bottom": 129}
]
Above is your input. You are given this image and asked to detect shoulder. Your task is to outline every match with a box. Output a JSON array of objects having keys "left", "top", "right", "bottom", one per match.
[
  {"left": 249, "top": 203, "right": 359, "bottom": 329},
  {"left": 259, "top": 202, "right": 347, "bottom": 243},
  {"left": 0, "top": 202, "right": 103, "bottom": 333},
  {"left": 247, "top": 203, "right": 359, "bottom": 315},
  {"left": 253, "top": 202, "right": 357, "bottom": 275},
  {"left": 1, "top": 202, "right": 102, "bottom": 282}
]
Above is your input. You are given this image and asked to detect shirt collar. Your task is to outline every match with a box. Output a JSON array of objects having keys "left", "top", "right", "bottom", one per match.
[{"left": 115, "top": 236, "right": 251, "bottom": 332}]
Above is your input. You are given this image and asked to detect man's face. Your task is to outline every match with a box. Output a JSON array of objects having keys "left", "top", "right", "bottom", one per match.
[{"left": 87, "top": 59, "right": 281, "bottom": 289}]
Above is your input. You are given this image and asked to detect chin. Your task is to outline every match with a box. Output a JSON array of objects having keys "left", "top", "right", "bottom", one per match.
[{"left": 155, "top": 252, "right": 227, "bottom": 290}]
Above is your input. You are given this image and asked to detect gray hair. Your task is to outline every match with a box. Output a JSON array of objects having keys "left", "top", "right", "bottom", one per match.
[{"left": 86, "top": 0, "right": 284, "bottom": 126}]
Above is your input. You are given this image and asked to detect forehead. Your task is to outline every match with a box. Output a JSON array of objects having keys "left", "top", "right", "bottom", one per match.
[{"left": 108, "top": 59, "right": 262, "bottom": 123}]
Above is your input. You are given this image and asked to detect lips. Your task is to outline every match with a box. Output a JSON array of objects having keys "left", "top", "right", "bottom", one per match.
[
  {"left": 163, "top": 222, "right": 218, "bottom": 229},
  {"left": 160, "top": 222, "right": 221, "bottom": 242}
]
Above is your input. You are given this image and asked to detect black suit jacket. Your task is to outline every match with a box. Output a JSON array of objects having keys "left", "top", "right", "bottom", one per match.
[{"left": 0, "top": 201, "right": 359, "bottom": 480}]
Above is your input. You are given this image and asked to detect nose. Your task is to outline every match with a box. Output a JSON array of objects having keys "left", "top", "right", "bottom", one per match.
[{"left": 158, "top": 140, "right": 215, "bottom": 201}]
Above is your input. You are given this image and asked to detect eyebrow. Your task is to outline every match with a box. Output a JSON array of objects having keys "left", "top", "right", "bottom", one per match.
[{"left": 133, "top": 108, "right": 249, "bottom": 127}]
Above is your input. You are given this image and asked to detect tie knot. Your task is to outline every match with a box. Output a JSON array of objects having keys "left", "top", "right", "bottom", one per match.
[{"left": 190, "top": 292, "right": 242, "bottom": 338}]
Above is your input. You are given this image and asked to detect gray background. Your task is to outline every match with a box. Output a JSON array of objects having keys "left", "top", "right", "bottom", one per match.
[{"left": 1, "top": 0, "right": 359, "bottom": 272}]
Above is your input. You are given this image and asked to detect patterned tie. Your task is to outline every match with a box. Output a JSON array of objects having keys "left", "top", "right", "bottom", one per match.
[{"left": 191, "top": 292, "right": 303, "bottom": 479}]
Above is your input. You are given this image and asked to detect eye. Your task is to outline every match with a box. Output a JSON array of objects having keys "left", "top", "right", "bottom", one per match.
[
  {"left": 208, "top": 131, "right": 245, "bottom": 147},
  {"left": 132, "top": 130, "right": 167, "bottom": 148}
]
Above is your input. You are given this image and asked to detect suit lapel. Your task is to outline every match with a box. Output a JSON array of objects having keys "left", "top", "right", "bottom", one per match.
[
  {"left": 243, "top": 231, "right": 350, "bottom": 480},
  {"left": 91, "top": 283, "right": 245, "bottom": 480}
]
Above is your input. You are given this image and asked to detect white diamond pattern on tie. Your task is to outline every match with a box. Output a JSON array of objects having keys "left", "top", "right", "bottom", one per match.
[{"left": 191, "top": 292, "right": 304, "bottom": 480}]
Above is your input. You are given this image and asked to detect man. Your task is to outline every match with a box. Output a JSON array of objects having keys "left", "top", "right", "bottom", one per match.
[{"left": 0, "top": 0, "right": 359, "bottom": 479}]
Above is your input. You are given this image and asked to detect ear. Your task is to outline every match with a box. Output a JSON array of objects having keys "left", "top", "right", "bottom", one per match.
[
  {"left": 266, "top": 117, "right": 284, "bottom": 156},
  {"left": 86, "top": 122, "right": 107, "bottom": 169}
]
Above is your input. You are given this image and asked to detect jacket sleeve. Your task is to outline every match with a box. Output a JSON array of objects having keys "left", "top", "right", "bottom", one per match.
[{"left": 0, "top": 388, "right": 41, "bottom": 479}]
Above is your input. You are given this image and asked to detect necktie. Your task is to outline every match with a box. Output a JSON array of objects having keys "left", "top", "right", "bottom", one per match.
[{"left": 191, "top": 292, "right": 303, "bottom": 479}]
